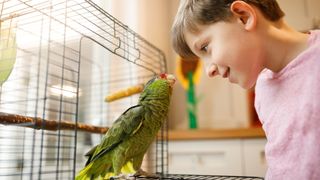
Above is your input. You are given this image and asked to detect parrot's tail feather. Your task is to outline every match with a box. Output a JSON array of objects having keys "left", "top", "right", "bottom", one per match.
[
  {"left": 75, "top": 163, "right": 96, "bottom": 180},
  {"left": 76, "top": 161, "right": 135, "bottom": 180},
  {"left": 76, "top": 162, "right": 111, "bottom": 180},
  {"left": 121, "top": 161, "right": 135, "bottom": 174}
]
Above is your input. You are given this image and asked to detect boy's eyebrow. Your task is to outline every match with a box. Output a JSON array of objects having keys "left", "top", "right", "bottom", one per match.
[
  {"left": 189, "top": 40, "right": 203, "bottom": 57},
  {"left": 186, "top": 37, "right": 198, "bottom": 54},
  {"left": 193, "top": 41, "right": 201, "bottom": 52},
  {"left": 193, "top": 35, "right": 206, "bottom": 52},
  {"left": 192, "top": 28, "right": 208, "bottom": 51}
]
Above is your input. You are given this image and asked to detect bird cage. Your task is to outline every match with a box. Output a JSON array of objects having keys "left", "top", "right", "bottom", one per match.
[{"left": 0, "top": 0, "right": 167, "bottom": 179}]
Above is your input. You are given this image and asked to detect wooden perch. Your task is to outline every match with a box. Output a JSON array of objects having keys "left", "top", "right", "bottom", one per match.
[
  {"left": 0, "top": 112, "right": 108, "bottom": 134},
  {"left": 105, "top": 84, "right": 144, "bottom": 102}
]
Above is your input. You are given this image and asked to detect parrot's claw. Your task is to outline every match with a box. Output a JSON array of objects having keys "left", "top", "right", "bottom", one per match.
[
  {"left": 110, "top": 173, "right": 135, "bottom": 180},
  {"left": 134, "top": 169, "right": 159, "bottom": 178}
]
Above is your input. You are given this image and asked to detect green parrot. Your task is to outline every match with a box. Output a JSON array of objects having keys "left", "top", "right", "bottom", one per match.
[
  {"left": 76, "top": 73, "right": 176, "bottom": 180},
  {"left": 0, "top": 22, "right": 17, "bottom": 86}
]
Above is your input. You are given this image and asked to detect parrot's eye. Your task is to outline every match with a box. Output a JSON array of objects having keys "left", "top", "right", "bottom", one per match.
[{"left": 159, "top": 73, "right": 167, "bottom": 79}]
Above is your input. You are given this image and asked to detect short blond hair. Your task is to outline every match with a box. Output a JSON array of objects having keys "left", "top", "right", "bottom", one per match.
[{"left": 171, "top": 0, "right": 285, "bottom": 58}]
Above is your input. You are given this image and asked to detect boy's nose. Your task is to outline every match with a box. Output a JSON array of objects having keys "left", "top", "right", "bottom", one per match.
[{"left": 206, "top": 64, "right": 218, "bottom": 77}]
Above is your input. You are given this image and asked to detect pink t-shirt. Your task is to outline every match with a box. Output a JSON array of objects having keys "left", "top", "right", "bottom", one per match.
[{"left": 255, "top": 30, "right": 320, "bottom": 180}]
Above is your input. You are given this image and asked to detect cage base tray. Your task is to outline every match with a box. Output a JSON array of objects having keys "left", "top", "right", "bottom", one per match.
[{"left": 135, "top": 174, "right": 263, "bottom": 180}]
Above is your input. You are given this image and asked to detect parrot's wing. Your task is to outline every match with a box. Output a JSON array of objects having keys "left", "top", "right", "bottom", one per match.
[
  {"left": 86, "top": 105, "right": 145, "bottom": 165},
  {"left": 84, "top": 144, "right": 98, "bottom": 166}
]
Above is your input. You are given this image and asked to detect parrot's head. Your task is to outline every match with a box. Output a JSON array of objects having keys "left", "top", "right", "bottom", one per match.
[
  {"left": 142, "top": 73, "right": 176, "bottom": 98},
  {"left": 158, "top": 73, "right": 176, "bottom": 88}
]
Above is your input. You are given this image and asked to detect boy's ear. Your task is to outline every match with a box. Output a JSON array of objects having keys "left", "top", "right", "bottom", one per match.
[{"left": 230, "top": 1, "right": 257, "bottom": 30}]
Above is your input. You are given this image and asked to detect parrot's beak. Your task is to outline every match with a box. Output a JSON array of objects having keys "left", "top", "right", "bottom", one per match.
[{"left": 166, "top": 74, "right": 176, "bottom": 87}]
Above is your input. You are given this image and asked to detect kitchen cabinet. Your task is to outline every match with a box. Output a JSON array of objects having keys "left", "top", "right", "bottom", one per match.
[
  {"left": 168, "top": 139, "right": 243, "bottom": 175},
  {"left": 168, "top": 134, "right": 267, "bottom": 177},
  {"left": 242, "top": 139, "right": 267, "bottom": 177}
]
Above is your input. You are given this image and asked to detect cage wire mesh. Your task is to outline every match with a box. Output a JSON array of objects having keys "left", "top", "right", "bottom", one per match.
[{"left": 0, "top": 0, "right": 168, "bottom": 179}]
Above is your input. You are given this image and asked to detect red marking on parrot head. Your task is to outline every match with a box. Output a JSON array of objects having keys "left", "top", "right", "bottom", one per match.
[
  {"left": 159, "top": 73, "right": 167, "bottom": 79},
  {"left": 158, "top": 73, "right": 176, "bottom": 87}
]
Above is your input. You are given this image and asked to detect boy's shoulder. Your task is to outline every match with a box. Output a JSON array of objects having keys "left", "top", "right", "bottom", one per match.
[
  {"left": 309, "top": 29, "right": 320, "bottom": 46},
  {"left": 304, "top": 30, "right": 320, "bottom": 59},
  {"left": 256, "top": 29, "right": 320, "bottom": 82}
]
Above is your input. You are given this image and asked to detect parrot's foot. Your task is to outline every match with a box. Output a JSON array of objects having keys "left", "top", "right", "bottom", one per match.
[
  {"left": 133, "top": 169, "right": 159, "bottom": 178},
  {"left": 109, "top": 173, "right": 135, "bottom": 180}
]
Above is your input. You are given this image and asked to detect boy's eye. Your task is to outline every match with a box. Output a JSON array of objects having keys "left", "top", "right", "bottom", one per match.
[{"left": 200, "top": 44, "right": 208, "bottom": 52}]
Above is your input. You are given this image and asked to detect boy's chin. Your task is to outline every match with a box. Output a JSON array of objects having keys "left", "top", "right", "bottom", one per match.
[{"left": 238, "top": 80, "right": 256, "bottom": 89}]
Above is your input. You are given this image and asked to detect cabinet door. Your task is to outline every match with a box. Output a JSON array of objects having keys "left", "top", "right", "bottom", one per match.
[
  {"left": 242, "top": 139, "right": 267, "bottom": 177},
  {"left": 168, "top": 139, "right": 243, "bottom": 175}
]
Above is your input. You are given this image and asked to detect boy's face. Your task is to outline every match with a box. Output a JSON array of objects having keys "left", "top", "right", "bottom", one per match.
[{"left": 184, "top": 21, "right": 265, "bottom": 89}]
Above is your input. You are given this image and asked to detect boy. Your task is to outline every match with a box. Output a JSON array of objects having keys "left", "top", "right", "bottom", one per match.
[{"left": 171, "top": 0, "right": 320, "bottom": 179}]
